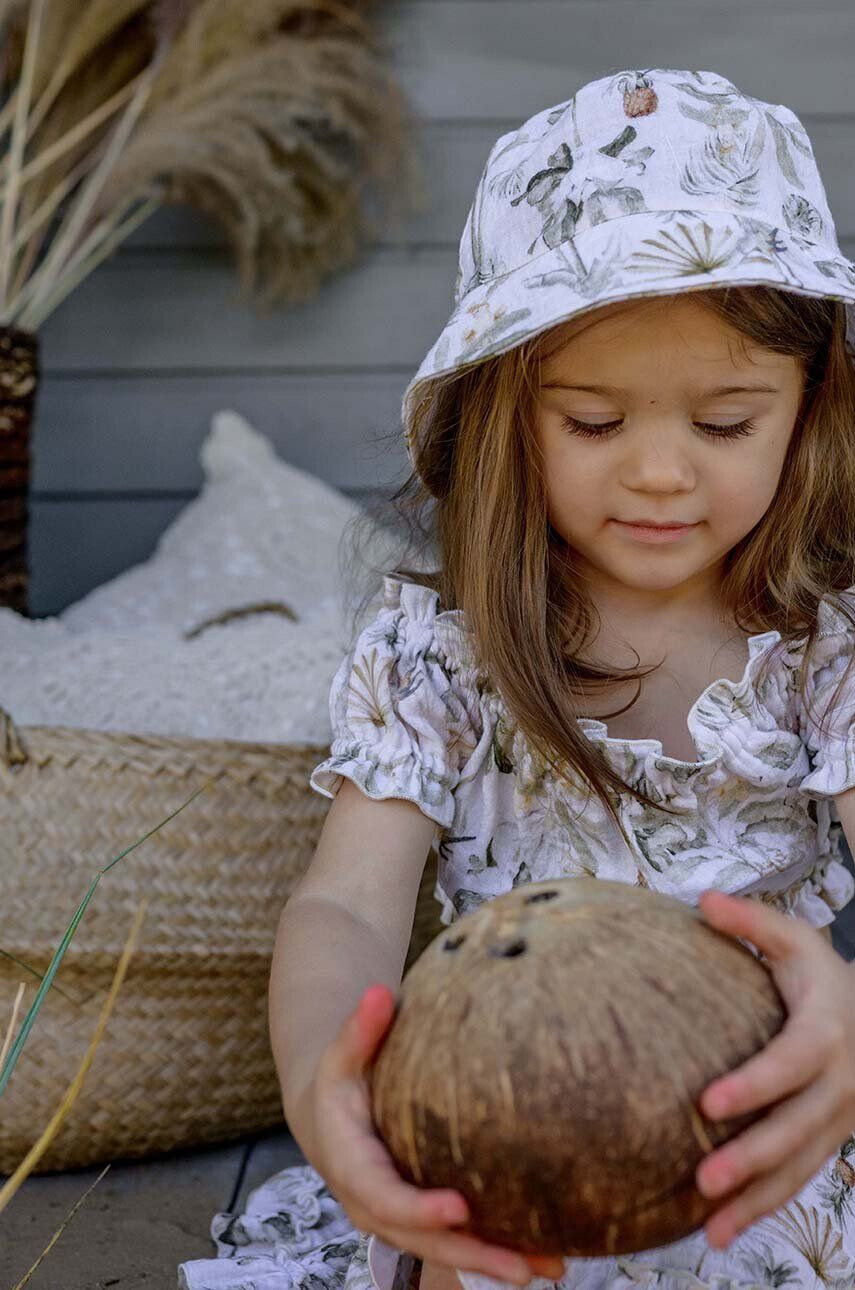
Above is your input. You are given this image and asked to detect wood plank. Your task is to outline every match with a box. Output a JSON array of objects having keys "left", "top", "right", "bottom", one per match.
[
  {"left": 38, "top": 247, "right": 457, "bottom": 372},
  {"left": 31, "top": 373, "right": 413, "bottom": 492},
  {"left": 384, "top": 1, "right": 855, "bottom": 120},
  {"left": 38, "top": 236, "right": 855, "bottom": 374},
  {"left": 127, "top": 117, "right": 855, "bottom": 252},
  {"left": 1, "top": 1136, "right": 250, "bottom": 1289}
]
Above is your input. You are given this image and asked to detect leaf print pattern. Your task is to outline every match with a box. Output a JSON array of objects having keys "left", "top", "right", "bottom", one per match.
[
  {"left": 346, "top": 645, "right": 394, "bottom": 730},
  {"left": 401, "top": 68, "right": 855, "bottom": 448},
  {"left": 764, "top": 111, "right": 814, "bottom": 189},
  {"left": 672, "top": 79, "right": 757, "bottom": 132},
  {"left": 450, "top": 886, "right": 489, "bottom": 919},
  {"left": 525, "top": 237, "right": 623, "bottom": 301},
  {"left": 436, "top": 832, "right": 477, "bottom": 866},
  {"left": 492, "top": 718, "right": 515, "bottom": 773},
  {"left": 815, "top": 1137, "right": 855, "bottom": 1232},
  {"left": 814, "top": 257, "right": 855, "bottom": 287},
  {"left": 585, "top": 179, "right": 647, "bottom": 224},
  {"left": 626, "top": 219, "right": 742, "bottom": 279},
  {"left": 680, "top": 119, "right": 767, "bottom": 207},
  {"left": 598, "top": 125, "right": 638, "bottom": 158},
  {"left": 456, "top": 303, "right": 534, "bottom": 362},
  {"left": 783, "top": 193, "right": 824, "bottom": 245},
  {"left": 509, "top": 142, "right": 574, "bottom": 215},
  {"left": 762, "top": 1198, "right": 855, "bottom": 1286},
  {"left": 197, "top": 572, "right": 855, "bottom": 1290},
  {"left": 731, "top": 1241, "right": 801, "bottom": 1287}
]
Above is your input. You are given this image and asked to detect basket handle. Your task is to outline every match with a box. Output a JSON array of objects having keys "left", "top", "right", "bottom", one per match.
[
  {"left": 182, "top": 600, "right": 299, "bottom": 641},
  {"left": 0, "top": 704, "right": 28, "bottom": 770}
]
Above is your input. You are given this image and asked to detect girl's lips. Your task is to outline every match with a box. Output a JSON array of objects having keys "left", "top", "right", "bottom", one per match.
[{"left": 613, "top": 520, "right": 698, "bottom": 543}]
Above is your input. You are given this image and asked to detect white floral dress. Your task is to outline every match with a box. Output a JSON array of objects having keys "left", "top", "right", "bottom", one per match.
[{"left": 179, "top": 573, "right": 855, "bottom": 1290}]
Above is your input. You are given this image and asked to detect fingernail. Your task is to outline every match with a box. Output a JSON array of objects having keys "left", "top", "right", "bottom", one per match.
[{"left": 704, "top": 1090, "right": 728, "bottom": 1118}]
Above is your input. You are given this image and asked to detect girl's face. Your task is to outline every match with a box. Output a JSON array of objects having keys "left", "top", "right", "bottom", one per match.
[{"left": 534, "top": 293, "right": 805, "bottom": 624}]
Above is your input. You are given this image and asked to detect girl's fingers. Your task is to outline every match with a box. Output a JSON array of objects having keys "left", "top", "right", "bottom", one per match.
[
  {"left": 527, "top": 1254, "right": 566, "bottom": 1278},
  {"left": 374, "top": 1221, "right": 537, "bottom": 1286},
  {"left": 703, "top": 1134, "right": 838, "bottom": 1249},
  {"left": 697, "top": 1075, "right": 835, "bottom": 1201},
  {"left": 337, "top": 1138, "right": 473, "bottom": 1231},
  {"left": 338, "top": 984, "right": 398, "bottom": 1075},
  {"left": 697, "top": 890, "right": 803, "bottom": 964},
  {"left": 700, "top": 1012, "right": 824, "bottom": 1121}
]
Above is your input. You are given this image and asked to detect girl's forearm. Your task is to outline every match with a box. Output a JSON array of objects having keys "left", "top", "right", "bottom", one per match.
[{"left": 268, "top": 893, "right": 405, "bottom": 1165}]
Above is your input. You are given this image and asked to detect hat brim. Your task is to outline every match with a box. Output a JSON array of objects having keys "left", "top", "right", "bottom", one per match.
[{"left": 401, "top": 208, "right": 855, "bottom": 452}]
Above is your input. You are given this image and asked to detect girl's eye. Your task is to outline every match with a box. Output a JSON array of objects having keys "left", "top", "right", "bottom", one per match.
[{"left": 559, "top": 415, "right": 758, "bottom": 441}]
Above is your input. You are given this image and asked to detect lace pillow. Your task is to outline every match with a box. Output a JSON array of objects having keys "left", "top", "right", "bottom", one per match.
[
  {"left": 0, "top": 602, "right": 350, "bottom": 744},
  {"left": 59, "top": 409, "right": 399, "bottom": 636}
]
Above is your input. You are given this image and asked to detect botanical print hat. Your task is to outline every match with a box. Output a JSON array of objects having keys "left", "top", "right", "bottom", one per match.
[{"left": 400, "top": 68, "right": 855, "bottom": 464}]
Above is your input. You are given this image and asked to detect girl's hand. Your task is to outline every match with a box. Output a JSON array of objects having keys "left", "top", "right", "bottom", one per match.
[
  {"left": 309, "top": 985, "right": 567, "bottom": 1286},
  {"left": 693, "top": 889, "right": 855, "bottom": 1250}
]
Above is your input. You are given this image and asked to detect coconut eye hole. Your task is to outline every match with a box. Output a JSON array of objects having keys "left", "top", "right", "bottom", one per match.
[
  {"left": 489, "top": 938, "right": 528, "bottom": 958},
  {"left": 524, "top": 890, "right": 560, "bottom": 904},
  {"left": 443, "top": 934, "right": 466, "bottom": 951}
]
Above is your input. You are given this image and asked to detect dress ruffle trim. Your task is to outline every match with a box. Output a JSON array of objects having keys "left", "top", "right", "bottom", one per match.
[
  {"left": 382, "top": 575, "right": 794, "bottom": 780},
  {"left": 798, "top": 727, "right": 855, "bottom": 800},
  {"left": 309, "top": 753, "right": 455, "bottom": 830},
  {"left": 790, "top": 854, "right": 855, "bottom": 927}
]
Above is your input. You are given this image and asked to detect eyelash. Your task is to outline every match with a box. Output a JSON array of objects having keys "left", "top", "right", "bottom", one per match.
[{"left": 559, "top": 415, "right": 758, "bottom": 441}]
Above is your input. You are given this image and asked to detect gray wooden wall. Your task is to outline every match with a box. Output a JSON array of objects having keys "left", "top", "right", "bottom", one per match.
[{"left": 30, "top": 0, "right": 855, "bottom": 618}]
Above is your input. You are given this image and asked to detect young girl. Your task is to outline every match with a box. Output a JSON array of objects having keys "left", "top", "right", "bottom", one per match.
[{"left": 180, "top": 69, "right": 855, "bottom": 1290}]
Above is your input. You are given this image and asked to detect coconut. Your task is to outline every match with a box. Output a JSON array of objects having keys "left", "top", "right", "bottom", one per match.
[{"left": 368, "top": 877, "right": 786, "bottom": 1258}]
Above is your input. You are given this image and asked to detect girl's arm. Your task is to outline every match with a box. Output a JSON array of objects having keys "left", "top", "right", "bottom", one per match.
[{"left": 269, "top": 778, "right": 438, "bottom": 1157}]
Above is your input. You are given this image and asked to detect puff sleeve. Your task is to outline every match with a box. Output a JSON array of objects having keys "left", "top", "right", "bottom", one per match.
[
  {"left": 797, "top": 590, "right": 855, "bottom": 801},
  {"left": 308, "top": 579, "right": 460, "bottom": 830}
]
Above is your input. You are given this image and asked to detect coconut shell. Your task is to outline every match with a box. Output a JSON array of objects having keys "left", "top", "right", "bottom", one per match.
[{"left": 368, "top": 877, "right": 787, "bottom": 1258}]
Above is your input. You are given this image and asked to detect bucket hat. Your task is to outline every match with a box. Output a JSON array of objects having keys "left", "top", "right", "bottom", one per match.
[{"left": 400, "top": 67, "right": 855, "bottom": 465}]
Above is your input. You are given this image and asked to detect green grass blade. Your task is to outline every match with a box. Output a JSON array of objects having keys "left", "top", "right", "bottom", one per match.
[
  {"left": 0, "top": 949, "right": 75, "bottom": 1002},
  {"left": 0, "top": 779, "right": 213, "bottom": 1096}
]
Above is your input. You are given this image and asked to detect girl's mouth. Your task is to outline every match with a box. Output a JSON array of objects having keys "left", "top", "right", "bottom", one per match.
[{"left": 613, "top": 520, "right": 698, "bottom": 543}]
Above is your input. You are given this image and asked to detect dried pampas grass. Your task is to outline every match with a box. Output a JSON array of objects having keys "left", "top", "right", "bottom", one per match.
[{"left": 0, "top": 0, "right": 425, "bottom": 330}]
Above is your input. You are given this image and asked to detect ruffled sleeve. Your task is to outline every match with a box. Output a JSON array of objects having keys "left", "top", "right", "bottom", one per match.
[
  {"left": 308, "top": 576, "right": 460, "bottom": 830},
  {"left": 797, "top": 588, "right": 855, "bottom": 800}
]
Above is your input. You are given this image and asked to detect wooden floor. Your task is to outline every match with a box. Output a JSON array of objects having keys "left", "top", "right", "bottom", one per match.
[
  {"left": 2, "top": 1126, "right": 307, "bottom": 1289},
  {"left": 5, "top": 849, "right": 855, "bottom": 1288}
]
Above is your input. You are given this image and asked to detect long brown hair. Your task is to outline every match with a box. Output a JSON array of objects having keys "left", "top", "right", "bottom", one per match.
[{"left": 340, "top": 286, "right": 855, "bottom": 853}]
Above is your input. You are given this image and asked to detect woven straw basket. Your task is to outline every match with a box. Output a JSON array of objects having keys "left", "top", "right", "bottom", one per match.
[{"left": 0, "top": 701, "right": 446, "bottom": 1175}]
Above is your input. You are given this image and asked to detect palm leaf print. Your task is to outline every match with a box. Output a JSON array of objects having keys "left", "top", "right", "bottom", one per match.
[
  {"left": 346, "top": 645, "right": 393, "bottom": 730},
  {"left": 762, "top": 1198, "right": 855, "bottom": 1285},
  {"left": 626, "top": 221, "right": 739, "bottom": 278}
]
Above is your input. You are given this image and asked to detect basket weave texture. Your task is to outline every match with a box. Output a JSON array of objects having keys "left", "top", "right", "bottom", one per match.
[{"left": 0, "top": 706, "right": 445, "bottom": 1174}]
